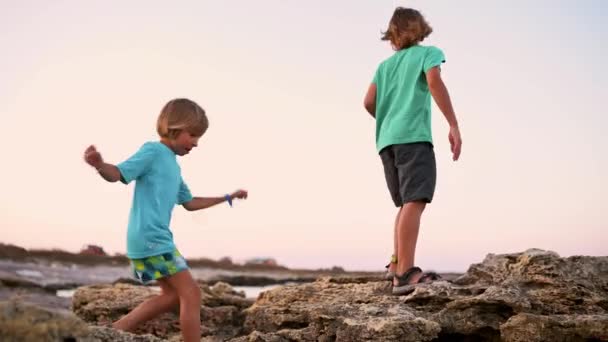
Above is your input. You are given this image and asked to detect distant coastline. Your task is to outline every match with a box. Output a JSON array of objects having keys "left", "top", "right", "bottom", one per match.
[{"left": 0, "top": 242, "right": 362, "bottom": 276}]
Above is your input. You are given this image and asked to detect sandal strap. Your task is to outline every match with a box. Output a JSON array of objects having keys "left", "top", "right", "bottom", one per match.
[
  {"left": 393, "top": 266, "right": 422, "bottom": 286},
  {"left": 418, "top": 271, "right": 442, "bottom": 283},
  {"left": 385, "top": 255, "right": 398, "bottom": 269}
]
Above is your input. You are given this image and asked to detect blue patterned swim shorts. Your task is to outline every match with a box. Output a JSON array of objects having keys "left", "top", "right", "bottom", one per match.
[{"left": 130, "top": 250, "right": 189, "bottom": 284}]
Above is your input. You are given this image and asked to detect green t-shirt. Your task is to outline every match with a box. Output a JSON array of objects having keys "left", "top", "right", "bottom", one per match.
[{"left": 372, "top": 45, "right": 445, "bottom": 152}]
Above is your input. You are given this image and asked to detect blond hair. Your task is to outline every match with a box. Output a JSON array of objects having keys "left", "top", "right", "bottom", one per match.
[
  {"left": 381, "top": 7, "right": 433, "bottom": 50},
  {"left": 156, "top": 98, "right": 208, "bottom": 139}
]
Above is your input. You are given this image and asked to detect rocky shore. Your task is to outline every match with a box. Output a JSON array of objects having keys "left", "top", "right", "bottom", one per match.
[
  {"left": 1, "top": 249, "right": 606, "bottom": 341},
  {"left": 0, "top": 243, "right": 364, "bottom": 313}
]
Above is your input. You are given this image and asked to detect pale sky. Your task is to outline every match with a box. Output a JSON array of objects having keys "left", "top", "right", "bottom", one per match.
[{"left": 1, "top": 1, "right": 606, "bottom": 272}]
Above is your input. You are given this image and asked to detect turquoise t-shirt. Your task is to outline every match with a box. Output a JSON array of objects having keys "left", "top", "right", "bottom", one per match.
[
  {"left": 117, "top": 142, "right": 193, "bottom": 259},
  {"left": 372, "top": 45, "right": 445, "bottom": 152}
]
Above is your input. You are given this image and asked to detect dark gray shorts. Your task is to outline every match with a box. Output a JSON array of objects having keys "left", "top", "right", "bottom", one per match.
[{"left": 380, "top": 142, "right": 436, "bottom": 207}]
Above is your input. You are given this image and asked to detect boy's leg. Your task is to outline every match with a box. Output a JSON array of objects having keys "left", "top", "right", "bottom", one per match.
[
  {"left": 164, "top": 270, "right": 201, "bottom": 342},
  {"left": 388, "top": 207, "right": 402, "bottom": 274},
  {"left": 394, "top": 201, "right": 426, "bottom": 285},
  {"left": 392, "top": 142, "right": 435, "bottom": 285},
  {"left": 380, "top": 146, "right": 403, "bottom": 275},
  {"left": 112, "top": 278, "right": 178, "bottom": 332}
]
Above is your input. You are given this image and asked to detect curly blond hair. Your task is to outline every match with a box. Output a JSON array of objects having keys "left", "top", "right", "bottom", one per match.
[
  {"left": 156, "top": 98, "right": 208, "bottom": 139},
  {"left": 381, "top": 7, "right": 433, "bottom": 50}
]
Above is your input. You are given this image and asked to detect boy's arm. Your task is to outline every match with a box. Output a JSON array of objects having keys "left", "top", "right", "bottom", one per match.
[
  {"left": 363, "top": 83, "right": 377, "bottom": 118},
  {"left": 426, "top": 67, "right": 462, "bottom": 161},
  {"left": 84, "top": 145, "right": 122, "bottom": 182},
  {"left": 182, "top": 189, "right": 248, "bottom": 211},
  {"left": 182, "top": 197, "right": 229, "bottom": 211},
  {"left": 95, "top": 163, "right": 122, "bottom": 183},
  {"left": 426, "top": 67, "right": 458, "bottom": 127}
]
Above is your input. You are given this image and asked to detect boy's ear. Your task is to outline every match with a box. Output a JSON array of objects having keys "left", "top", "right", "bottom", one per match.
[{"left": 167, "top": 129, "right": 182, "bottom": 140}]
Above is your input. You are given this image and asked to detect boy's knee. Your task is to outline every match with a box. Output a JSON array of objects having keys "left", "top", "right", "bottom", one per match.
[
  {"left": 162, "top": 290, "right": 179, "bottom": 306},
  {"left": 403, "top": 200, "right": 427, "bottom": 211},
  {"left": 179, "top": 284, "right": 201, "bottom": 303}
]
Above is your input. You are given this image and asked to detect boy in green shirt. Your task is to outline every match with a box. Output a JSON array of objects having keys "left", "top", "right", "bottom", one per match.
[{"left": 364, "top": 7, "right": 462, "bottom": 295}]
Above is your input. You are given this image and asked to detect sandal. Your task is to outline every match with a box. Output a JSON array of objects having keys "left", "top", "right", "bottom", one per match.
[
  {"left": 391, "top": 266, "right": 422, "bottom": 295},
  {"left": 418, "top": 271, "right": 442, "bottom": 283},
  {"left": 384, "top": 255, "right": 398, "bottom": 280}
]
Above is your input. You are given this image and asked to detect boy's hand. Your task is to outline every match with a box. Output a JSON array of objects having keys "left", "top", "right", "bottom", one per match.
[
  {"left": 84, "top": 145, "right": 104, "bottom": 169},
  {"left": 231, "top": 189, "right": 248, "bottom": 200},
  {"left": 449, "top": 126, "right": 462, "bottom": 161}
]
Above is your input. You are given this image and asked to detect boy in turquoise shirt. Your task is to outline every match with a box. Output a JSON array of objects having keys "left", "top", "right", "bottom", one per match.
[
  {"left": 364, "top": 7, "right": 462, "bottom": 295},
  {"left": 117, "top": 140, "right": 194, "bottom": 259},
  {"left": 84, "top": 98, "right": 248, "bottom": 341}
]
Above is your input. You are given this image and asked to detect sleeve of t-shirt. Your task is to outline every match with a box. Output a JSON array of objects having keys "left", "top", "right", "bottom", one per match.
[
  {"left": 423, "top": 46, "right": 446, "bottom": 73},
  {"left": 372, "top": 65, "right": 381, "bottom": 84},
  {"left": 176, "top": 178, "right": 193, "bottom": 204},
  {"left": 116, "top": 143, "right": 158, "bottom": 184}
]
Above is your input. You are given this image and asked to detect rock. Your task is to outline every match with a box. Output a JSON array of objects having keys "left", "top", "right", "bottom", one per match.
[
  {"left": 0, "top": 271, "right": 49, "bottom": 290},
  {"left": 324, "top": 275, "right": 387, "bottom": 284},
  {"left": 72, "top": 281, "right": 255, "bottom": 340},
  {"left": 238, "top": 249, "right": 608, "bottom": 341},
  {"left": 207, "top": 275, "right": 317, "bottom": 287},
  {"left": 72, "top": 283, "right": 156, "bottom": 323},
  {"left": 206, "top": 282, "right": 256, "bottom": 309},
  {"left": 88, "top": 325, "right": 165, "bottom": 342},
  {"left": 113, "top": 277, "right": 145, "bottom": 286},
  {"left": 72, "top": 283, "right": 178, "bottom": 337},
  {"left": 452, "top": 248, "right": 608, "bottom": 316},
  {"left": 0, "top": 286, "right": 72, "bottom": 313},
  {"left": 240, "top": 277, "right": 441, "bottom": 341},
  {"left": 500, "top": 313, "right": 608, "bottom": 342},
  {"left": 0, "top": 300, "right": 92, "bottom": 342},
  {"left": 19, "top": 249, "right": 597, "bottom": 341},
  {"left": 0, "top": 299, "right": 167, "bottom": 342}
]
